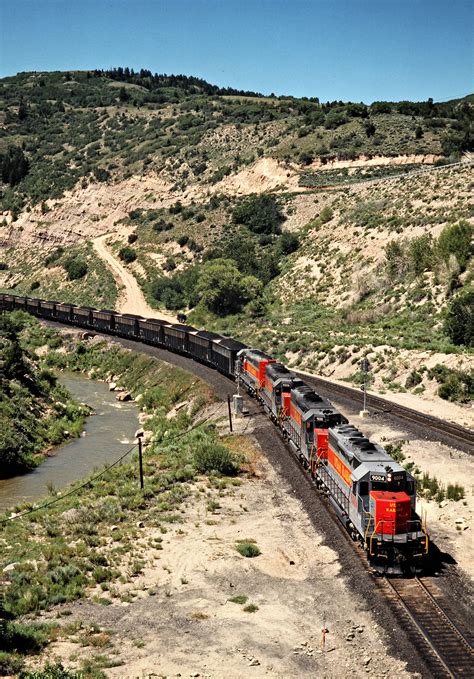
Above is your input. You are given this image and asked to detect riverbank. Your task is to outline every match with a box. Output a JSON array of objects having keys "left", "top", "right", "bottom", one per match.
[
  {"left": 0, "top": 373, "right": 139, "bottom": 512},
  {"left": 0, "top": 312, "right": 88, "bottom": 479}
]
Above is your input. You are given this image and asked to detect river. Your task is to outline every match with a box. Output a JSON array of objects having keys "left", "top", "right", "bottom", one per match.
[{"left": 0, "top": 374, "right": 139, "bottom": 512}]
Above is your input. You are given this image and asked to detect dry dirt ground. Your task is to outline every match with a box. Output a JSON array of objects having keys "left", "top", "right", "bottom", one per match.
[
  {"left": 33, "top": 424, "right": 413, "bottom": 679},
  {"left": 92, "top": 234, "right": 177, "bottom": 323}
]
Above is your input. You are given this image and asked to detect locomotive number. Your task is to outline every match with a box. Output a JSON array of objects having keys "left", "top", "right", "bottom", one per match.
[{"left": 370, "top": 474, "right": 385, "bottom": 482}]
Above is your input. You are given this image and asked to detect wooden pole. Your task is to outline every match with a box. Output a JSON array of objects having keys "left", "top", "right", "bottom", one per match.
[
  {"left": 138, "top": 436, "right": 144, "bottom": 489},
  {"left": 227, "top": 394, "right": 233, "bottom": 433}
]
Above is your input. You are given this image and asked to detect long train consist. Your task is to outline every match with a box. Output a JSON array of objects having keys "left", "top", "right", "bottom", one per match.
[{"left": 1, "top": 293, "right": 429, "bottom": 574}]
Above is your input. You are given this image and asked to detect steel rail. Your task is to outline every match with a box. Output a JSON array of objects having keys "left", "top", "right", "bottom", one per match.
[{"left": 382, "top": 577, "right": 474, "bottom": 679}]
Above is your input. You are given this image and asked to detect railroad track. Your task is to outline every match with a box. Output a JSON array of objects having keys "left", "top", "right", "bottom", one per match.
[
  {"left": 379, "top": 576, "right": 474, "bottom": 678},
  {"left": 297, "top": 373, "right": 474, "bottom": 453}
]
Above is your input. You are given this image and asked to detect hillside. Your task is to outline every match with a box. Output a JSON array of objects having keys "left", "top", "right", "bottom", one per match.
[{"left": 0, "top": 69, "right": 473, "bottom": 413}]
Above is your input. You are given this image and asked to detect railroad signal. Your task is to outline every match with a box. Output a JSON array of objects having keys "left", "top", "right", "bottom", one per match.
[{"left": 360, "top": 358, "right": 371, "bottom": 373}]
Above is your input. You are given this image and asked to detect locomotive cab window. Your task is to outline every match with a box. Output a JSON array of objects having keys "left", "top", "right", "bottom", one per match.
[
  {"left": 359, "top": 481, "right": 369, "bottom": 496},
  {"left": 352, "top": 482, "right": 357, "bottom": 495},
  {"left": 306, "top": 421, "right": 314, "bottom": 442}
]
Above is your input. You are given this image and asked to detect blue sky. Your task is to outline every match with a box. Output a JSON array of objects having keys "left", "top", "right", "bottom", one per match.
[{"left": 0, "top": 0, "right": 472, "bottom": 102}]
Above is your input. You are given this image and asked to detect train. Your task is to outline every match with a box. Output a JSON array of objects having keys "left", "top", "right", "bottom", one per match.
[{"left": 1, "top": 293, "right": 429, "bottom": 574}]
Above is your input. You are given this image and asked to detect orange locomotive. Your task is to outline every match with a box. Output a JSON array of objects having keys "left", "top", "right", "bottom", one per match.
[{"left": 237, "top": 349, "right": 428, "bottom": 574}]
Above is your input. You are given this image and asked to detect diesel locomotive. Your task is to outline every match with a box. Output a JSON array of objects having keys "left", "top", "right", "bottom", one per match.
[{"left": 1, "top": 293, "right": 429, "bottom": 574}]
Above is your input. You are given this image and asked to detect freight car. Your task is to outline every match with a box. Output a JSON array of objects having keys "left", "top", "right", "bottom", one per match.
[{"left": 0, "top": 293, "right": 428, "bottom": 573}]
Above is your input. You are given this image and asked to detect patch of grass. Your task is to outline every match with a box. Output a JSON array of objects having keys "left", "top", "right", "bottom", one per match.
[
  {"left": 235, "top": 540, "right": 261, "bottom": 558},
  {"left": 243, "top": 603, "right": 259, "bottom": 613},
  {"left": 228, "top": 595, "right": 248, "bottom": 604}
]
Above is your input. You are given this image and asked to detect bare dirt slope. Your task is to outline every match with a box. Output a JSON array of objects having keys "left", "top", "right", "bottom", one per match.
[
  {"left": 92, "top": 234, "right": 177, "bottom": 322},
  {"left": 36, "top": 434, "right": 412, "bottom": 679}
]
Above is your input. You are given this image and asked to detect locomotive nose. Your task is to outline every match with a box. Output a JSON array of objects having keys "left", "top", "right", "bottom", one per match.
[{"left": 369, "top": 490, "right": 411, "bottom": 535}]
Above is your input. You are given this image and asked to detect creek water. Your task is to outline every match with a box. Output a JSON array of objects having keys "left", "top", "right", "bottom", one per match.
[{"left": 0, "top": 374, "right": 139, "bottom": 512}]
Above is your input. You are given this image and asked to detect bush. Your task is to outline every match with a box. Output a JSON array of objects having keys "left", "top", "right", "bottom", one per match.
[
  {"left": 233, "top": 193, "right": 284, "bottom": 235},
  {"left": 64, "top": 258, "right": 88, "bottom": 280},
  {"left": 118, "top": 246, "right": 137, "bottom": 263},
  {"left": 236, "top": 540, "right": 261, "bottom": 558},
  {"left": 444, "top": 289, "right": 474, "bottom": 347},
  {"left": 19, "top": 661, "right": 85, "bottom": 678},
  {"left": 276, "top": 232, "right": 299, "bottom": 256},
  {"left": 0, "top": 261, "right": 8, "bottom": 270},
  {"left": 193, "top": 439, "right": 239, "bottom": 476},
  {"left": 197, "top": 258, "right": 262, "bottom": 315},
  {"left": 428, "top": 364, "right": 473, "bottom": 402},
  {"left": 446, "top": 484, "right": 465, "bottom": 501},
  {"left": 177, "top": 234, "right": 189, "bottom": 247},
  {"left": 128, "top": 233, "right": 138, "bottom": 244},
  {"left": 44, "top": 247, "right": 64, "bottom": 267}
]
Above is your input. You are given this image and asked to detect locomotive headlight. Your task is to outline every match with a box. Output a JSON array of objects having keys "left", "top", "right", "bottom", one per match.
[{"left": 387, "top": 473, "right": 392, "bottom": 482}]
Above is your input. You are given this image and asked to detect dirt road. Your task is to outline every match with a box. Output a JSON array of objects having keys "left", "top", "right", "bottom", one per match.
[{"left": 92, "top": 234, "right": 177, "bottom": 323}]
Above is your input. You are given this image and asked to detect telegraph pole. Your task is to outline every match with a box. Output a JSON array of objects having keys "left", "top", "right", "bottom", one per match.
[
  {"left": 360, "top": 358, "right": 371, "bottom": 418},
  {"left": 137, "top": 433, "right": 144, "bottom": 489}
]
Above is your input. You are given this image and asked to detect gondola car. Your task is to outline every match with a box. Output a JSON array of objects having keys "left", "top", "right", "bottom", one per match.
[
  {"left": 138, "top": 317, "right": 169, "bottom": 346},
  {"left": 1, "top": 293, "right": 15, "bottom": 310},
  {"left": 71, "top": 305, "right": 93, "bottom": 328},
  {"left": 114, "top": 313, "right": 142, "bottom": 338},
  {"left": 55, "top": 302, "right": 74, "bottom": 323},
  {"left": 188, "top": 329, "right": 223, "bottom": 365},
  {"left": 211, "top": 337, "right": 247, "bottom": 378},
  {"left": 13, "top": 295, "right": 27, "bottom": 311},
  {"left": 91, "top": 309, "right": 117, "bottom": 333},
  {"left": 26, "top": 297, "right": 41, "bottom": 316},
  {"left": 162, "top": 323, "right": 196, "bottom": 355},
  {"left": 39, "top": 299, "right": 58, "bottom": 319}
]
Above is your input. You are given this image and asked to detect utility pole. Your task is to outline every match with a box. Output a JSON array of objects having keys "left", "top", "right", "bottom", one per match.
[
  {"left": 359, "top": 357, "right": 371, "bottom": 418},
  {"left": 137, "top": 433, "right": 144, "bottom": 489},
  {"left": 227, "top": 394, "right": 233, "bottom": 433}
]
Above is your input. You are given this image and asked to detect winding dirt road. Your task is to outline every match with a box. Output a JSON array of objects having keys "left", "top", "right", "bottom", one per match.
[{"left": 92, "top": 234, "right": 177, "bottom": 323}]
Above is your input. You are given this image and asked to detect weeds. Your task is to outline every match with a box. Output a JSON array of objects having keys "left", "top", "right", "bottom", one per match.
[{"left": 235, "top": 540, "right": 261, "bottom": 558}]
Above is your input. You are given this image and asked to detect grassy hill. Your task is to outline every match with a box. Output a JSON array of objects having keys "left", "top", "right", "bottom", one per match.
[
  {"left": 0, "top": 69, "right": 472, "bottom": 402},
  {"left": 0, "top": 69, "right": 472, "bottom": 216}
]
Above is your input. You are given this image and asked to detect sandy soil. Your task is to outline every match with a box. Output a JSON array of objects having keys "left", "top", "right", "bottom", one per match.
[
  {"left": 92, "top": 234, "right": 177, "bottom": 323},
  {"left": 35, "top": 435, "right": 412, "bottom": 678},
  {"left": 213, "top": 158, "right": 302, "bottom": 195}
]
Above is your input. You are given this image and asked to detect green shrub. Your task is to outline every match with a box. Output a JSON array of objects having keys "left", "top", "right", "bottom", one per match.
[
  {"left": 236, "top": 540, "right": 261, "bottom": 558},
  {"left": 64, "top": 258, "right": 88, "bottom": 281},
  {"left": 177, "top": 234, "right": 189, "bottom": 247},
  {"left": 233, "top": 193, "right": 283, "bottom": 235},
  {"left": 0, "top": 261, "right": 8, "bottom": 270},
  {"left": 228, "top": 595, "right": 248, "bottom": 604},
  {"left": 444, "top": 289, "right": 474, "bottom": 347},
  {"left": 243, "top": 603, "right": 259, "bottom": 613},
  {"left": 193, "top": 439, "right": 239, "bottom": 476},
  {"left": 446, "top": 483, "right": 465, "bottom": 501},
  {"left": 19, "top": 661, "right": 85, "bottom": 678},
  {"left": 118, "top": 246, "right": 137, "bottom": 263},
  {"left": 0, "top": 652, "right": 24, "bottom": 676},
  {"left": 127, "top": 233, "right": 138, "bottom": 244}
]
